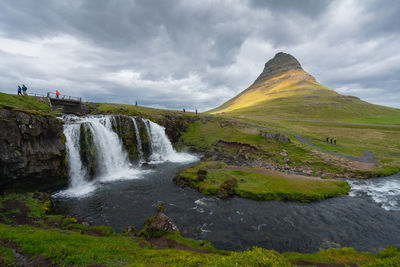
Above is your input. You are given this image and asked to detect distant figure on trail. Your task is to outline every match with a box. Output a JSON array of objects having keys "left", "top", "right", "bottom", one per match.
[
  {"left": 183, "top": 108, "right": 185, "bottom": 113},
  {"left": 326, "top": 137, "right": 329, "bottom": 143},
  {"left": 22, "top": 84, "right": 27, "bottom": 96},
  {"left": 334, "top": 139, "right": 337, "bottom": 145},
  {"left": 56, "top": 90, "right": 60, "bottom": 99},
  {"left": 195, "top": 109, "right": 198, "bottom": 115},
  {"left": 17, "top": 86, "right": 22, "bottom": 96},
  {"left": 135, "top": 100, "right": 138, "bottom": 106},
  {"left": 330, "top": 138, "right": 333, "bottom": 144}
]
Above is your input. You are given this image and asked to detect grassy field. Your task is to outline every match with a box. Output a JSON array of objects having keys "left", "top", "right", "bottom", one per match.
[
  {"left": 177, "top": 161, "right": 350, "bottom": 201},
  {"left": 0, "top": 92, "right": 53, "bottom": 114}
]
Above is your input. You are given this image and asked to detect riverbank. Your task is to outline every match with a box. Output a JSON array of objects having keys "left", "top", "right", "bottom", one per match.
[{"left": 1, "top": 193, "right": 400, "bottom": 266}]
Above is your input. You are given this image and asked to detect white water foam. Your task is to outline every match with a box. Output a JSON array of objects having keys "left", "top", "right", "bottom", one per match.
[
  {"left": 55, "top": 116, "right": 147, "bottom": 198},
  {"left": 144, "top": 119, "right": 198, "bottom": 163},
  {"left": 348, "top": 173, "right": 400, "bottom": 211}
]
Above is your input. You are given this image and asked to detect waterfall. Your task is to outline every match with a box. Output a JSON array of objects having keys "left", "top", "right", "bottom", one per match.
[
  {"left": 56, "top": 115, "right": 197, "bottom": 198},
  {"left": 132, "top": 117, "right": 144, "bottom": 163},
  {"left": 63, "top": 123, "right": 88, "bottom": 188},
  {"left": 144, "top": 119, "right": 198, "bottom": 163}
]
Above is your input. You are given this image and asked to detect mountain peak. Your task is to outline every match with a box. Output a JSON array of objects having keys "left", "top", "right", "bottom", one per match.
[{"left": 254, "top": 52, "right": 303, "bottom": 83}]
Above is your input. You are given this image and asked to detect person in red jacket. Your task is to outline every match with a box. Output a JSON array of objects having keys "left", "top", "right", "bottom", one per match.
[{"left": 56, "top": 90, "right": 60, "bottom": 99}]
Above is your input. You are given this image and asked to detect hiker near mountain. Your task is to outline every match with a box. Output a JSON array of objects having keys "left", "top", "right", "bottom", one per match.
[
  {"left": 56, "top": 90, "right": 60, "bottom": 99},
  {"left": 17, "top": 86, "right": 22, "bottom": 96},
  {"left": 22, "top": 84, "right": 27, "bottom": 96}
]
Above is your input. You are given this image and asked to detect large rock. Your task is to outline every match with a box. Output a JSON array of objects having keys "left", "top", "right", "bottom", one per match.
[
  {"left": 110, "top": 115, "right": 139, "bottom": 162},
  {"left": 0, "top": 109, "right": 67, "bottom": 191},
  {"left": 146, "top": 212, "right": 179, "bottom": 233}
]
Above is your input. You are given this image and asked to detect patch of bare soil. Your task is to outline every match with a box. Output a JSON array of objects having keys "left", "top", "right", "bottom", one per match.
[
  {"left": 225, "top": 165, "right": 335, "bottom": 181},
  {"left": 148, "top": 235, "right": 210, "bottom": 253}
]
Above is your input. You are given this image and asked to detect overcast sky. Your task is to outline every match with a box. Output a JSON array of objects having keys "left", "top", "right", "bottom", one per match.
[{"left": 0, "top": 0, "right": 399, "bottom": 111}]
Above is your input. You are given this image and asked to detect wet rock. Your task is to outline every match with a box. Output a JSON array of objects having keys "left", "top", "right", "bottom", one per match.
[
  {"left": 79, "top": 123, "right": 97, "bottom": 179},
  {"left": 146, "top": 212, "right": 179, "bottom": 233},
  {"left": 157, "top": 201, "right": 166, "bottom": 212},
  {"left": 123, "top": 225, "right": 136, "bottom": 236}
]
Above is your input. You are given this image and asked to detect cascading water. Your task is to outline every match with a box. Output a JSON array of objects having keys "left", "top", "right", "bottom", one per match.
[
  {"left": 55, "top": 115, "right": 197, "bottom": 198},
  {"left": 132, "top": 117, "right": 144, "bottom": 163},
  {"left": 85, "top": 117, "right": 136, "bottom": 181},
  {"left": 144, "top": 119, "right": 198, "bottom": 163}
]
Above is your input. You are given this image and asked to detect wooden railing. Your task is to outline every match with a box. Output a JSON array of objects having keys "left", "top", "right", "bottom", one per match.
[{"left": 47, "top": 92, "right": 81, "bottom": 102}]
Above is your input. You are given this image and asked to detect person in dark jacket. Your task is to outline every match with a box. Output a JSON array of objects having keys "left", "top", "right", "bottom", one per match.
[
  {"left": 22, "top": 84, "right": 28, "bottom": 96},
  {"left": 17, "top": 86, "right": 22, "bottom": 95}
]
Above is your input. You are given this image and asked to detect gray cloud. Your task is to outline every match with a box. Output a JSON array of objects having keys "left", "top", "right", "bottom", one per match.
[{"left": 0, "top": 0, "right": 399, "bottom": 111}]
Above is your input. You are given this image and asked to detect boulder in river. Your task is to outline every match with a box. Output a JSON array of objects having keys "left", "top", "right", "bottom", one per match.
[{"left": 146, "top": 212, "right": 179, "bottom": 233}]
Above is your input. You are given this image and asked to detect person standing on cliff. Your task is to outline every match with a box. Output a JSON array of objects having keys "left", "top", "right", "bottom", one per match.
[
  {"left": 56, "top": 90, "right": 60, "bottom": 99},
  {"left": 22, "top": 84, "right": 27, "bottom": 96},
  {"left": 17, "top": 86, "right": 22, "bottom": 96}
]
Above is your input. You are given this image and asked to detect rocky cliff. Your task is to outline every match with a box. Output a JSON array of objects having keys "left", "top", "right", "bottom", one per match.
[{"left": 0, "top": 108, "right": 67, "bottom": 191}]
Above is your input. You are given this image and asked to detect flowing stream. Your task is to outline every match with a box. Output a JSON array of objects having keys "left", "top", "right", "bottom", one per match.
[{"left": 54, "top": 115, "right": 400, "bottom": 253}]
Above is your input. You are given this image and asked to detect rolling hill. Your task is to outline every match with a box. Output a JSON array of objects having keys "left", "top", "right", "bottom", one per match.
[{"left": 208, "top": 52, "right": 400, "bottom": 123}]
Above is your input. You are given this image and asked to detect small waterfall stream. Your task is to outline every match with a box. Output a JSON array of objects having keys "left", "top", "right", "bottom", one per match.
[{"left": 56, "top": 115, "right": 197, "bottom": 198}]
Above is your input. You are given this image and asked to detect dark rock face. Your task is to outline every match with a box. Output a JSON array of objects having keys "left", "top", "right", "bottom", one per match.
[
  {"left": 0, "top": 109, "right": 67, "bottom": 191},
  {"left": 254, "top": 52, "right": 303, "bottom": 83}
]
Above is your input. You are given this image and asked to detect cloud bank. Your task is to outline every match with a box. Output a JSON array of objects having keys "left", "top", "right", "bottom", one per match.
[{"left": 0, "top": 0, "right": 399, "bottom": 111}]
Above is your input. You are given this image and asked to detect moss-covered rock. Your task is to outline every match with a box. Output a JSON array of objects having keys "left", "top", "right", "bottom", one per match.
[
  {"left": 110, "top": 115, "right": 140, "bottom": 162},
  {"left": 79, "top": 123, "right": 97, "bottom": 179}
]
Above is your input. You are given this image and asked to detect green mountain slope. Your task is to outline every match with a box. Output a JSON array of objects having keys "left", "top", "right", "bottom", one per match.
[{"left": 208, "top": 52, "right": 400, "bottom": 123}]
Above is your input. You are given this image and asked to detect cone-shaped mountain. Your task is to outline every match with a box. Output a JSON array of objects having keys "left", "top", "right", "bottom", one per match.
[{"left": 208, "top": 52, "right": 400, "bottom": 121}]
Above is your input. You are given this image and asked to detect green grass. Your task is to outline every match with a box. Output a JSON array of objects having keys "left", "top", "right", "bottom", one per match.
[
  {"left": 284, "top": 247, "right": 400, "bottom": 266},
  {"left": 0, "top": 245, "right": 15, "bottom": 266},
  {"left": 177, "top": 161, "right": 350, "bottom": 201},
  {"left": 0, "top": 224, "right": 290, "bottom": 266},
  {"left": 0, "top": 92, "right": 52, "bottom": 114}
]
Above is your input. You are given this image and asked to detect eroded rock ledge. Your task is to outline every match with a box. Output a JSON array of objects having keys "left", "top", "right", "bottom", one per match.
[{"left": 0, "top": 108, "right": 67, "bottom": 191}]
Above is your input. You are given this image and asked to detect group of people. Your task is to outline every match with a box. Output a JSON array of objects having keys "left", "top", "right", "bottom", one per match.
[
  {"left": 17, "top": 84, "right": 61, "bottom": 98},
  {"left": 326, "top": 137, "right": 337, "bottom": 145},
  {"left": 17, "top": 84, "right": 28, "bottom": 96}
]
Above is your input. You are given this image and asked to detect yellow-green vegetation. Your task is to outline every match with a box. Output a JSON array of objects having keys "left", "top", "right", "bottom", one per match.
[
  {"left": 284, "top": 247, "right": 400, "bottom": 267},
  {"left": 0, "top": 92, "right": 53, "bottom": 114},
  {"left": 177, "top": 161, "right": 350, "bottom": 201}
]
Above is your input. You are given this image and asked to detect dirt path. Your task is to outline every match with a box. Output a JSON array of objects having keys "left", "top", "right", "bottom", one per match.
[{"left": 225, "top": 166, "right": 336, "bottom": 181}]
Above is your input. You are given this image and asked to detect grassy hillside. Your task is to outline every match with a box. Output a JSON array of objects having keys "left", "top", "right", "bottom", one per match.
[{"left": 208, "top": 68, "right": 400, "bottom": 123}]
